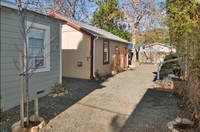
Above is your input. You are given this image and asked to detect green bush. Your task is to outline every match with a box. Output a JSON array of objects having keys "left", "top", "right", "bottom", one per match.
[
  {"left": 95, "top": 70, "right": 102, "bottom": 80},
  {"left": 164, "top": 53, "right": 178, "bottom": 61}
]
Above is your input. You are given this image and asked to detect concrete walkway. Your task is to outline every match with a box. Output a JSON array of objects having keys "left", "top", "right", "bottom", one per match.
[{"left": 40, "top": 64, "right": 181, "bottom": 132}]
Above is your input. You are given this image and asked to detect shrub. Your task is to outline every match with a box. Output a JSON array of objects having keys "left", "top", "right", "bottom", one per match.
[
  {"left": 95, "top": 70, "right": 102, "bottom": 80},
  {"left": 51, "top": 83, "right": 65, "bottom": 94},
  {"left": 0, "top": 108, "right": 6, "bottom": 122}
]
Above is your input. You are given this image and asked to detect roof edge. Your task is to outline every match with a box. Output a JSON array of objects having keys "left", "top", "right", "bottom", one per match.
[
  {"left": 49, "top": 13, "right": 130, "bottom": 44},
  {"left": 48, "top": 13, "right": 94, "bottom": 37},
  {"left": 99, "top": 36, "right": 130, "bottom": 44},
  {"left": 0, "top": 1, "right": 18, "bottom": 10}
]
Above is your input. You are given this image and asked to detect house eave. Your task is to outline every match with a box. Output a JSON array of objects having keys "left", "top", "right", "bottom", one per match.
[
  {"left": 97, "top": 36, "right": 130, "bottom": 44},
  {"left": 0, "top": 1, "right": 18, "bottom": 10},
  {"left": 48, "top": 13, "right": 130, "bottom": 44},
  {"left": 49, "top": 13, "right": 94, "bottom": 37}
]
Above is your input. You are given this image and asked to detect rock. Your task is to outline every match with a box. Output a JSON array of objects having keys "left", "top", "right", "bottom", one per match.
[
  {"left": 30, "top": 115, "right": 45, "bottom": 122},
  {"left": 52, "top": 93, "right": 58, "bottom": 98},
  {"left": 111, "top": 71, "right": 117, "bottom": 75},
  {"left": 168, "top": 74, "right": 179, "bottom": 80},
  {"left": 166, "top": 121, "right": 177, "bottom": 130},
  {"left": 23, "top": 128, "right": 28, "bottom": 132},
  {"left": 46, "top": 125, "right": 53, "bottom": 129},
  {"left": 11, "top": 121, "right": 20, "bottom": 129},
  {"left": 38, "top": 121, "right": 45, "bottom": 129},
  {"left": 28, "top": 116, "right": 45, "bottom": 131},
  {"left": 39, "top": 117, "right": 45, "bottom": 122},
  {"left": 181, "top": 118, "right": 194, "bottom": 125},
  {"left": 166, "top": 123, "right": 173, "bottom": 130},
  {"left": 11, "top": 125, "right": 21, "bottom": 132},
  {"left": 29, "top": 126, "right": 39, "bottom": 132},
  {"left": 56, "top": 116, "right": 61, "bottom": 119},
  {"left": 11, "top": 121, "right": 28, "bottom": 132},
  {"left": 153, "top": 79, "right": 174, "bottom": 89},
  {"left": 29, "top": 115, "right": 44, "bottom": 122},
  {"left": 65, "top": 90, "right": 69, "bottom": 95},
  {"left": 128, "top": 65, "right": 136, "bottom": 70},
  {"left": 195, "top": 113, "right": 200, "bottom": 119},
  {"left": 179, "top": 76, "right": 185, "bottom": 81},
  {"left": 172, "top": 128, "right": 180, "bottom": 132},
  {"left": 58, "top": 92, "right": 65, "bottom": 96},
  {"left": 11, "top": 117, "right": 28, "bottom": 131},
  {"left": 175, "top": 116, "right": 182, "bottom": 123},
  {"left": 29, "top": 115, "right": 36, "bottom": 122}
]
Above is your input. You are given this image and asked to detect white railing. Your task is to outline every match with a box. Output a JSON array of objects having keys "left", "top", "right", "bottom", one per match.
[{"left": 157, "top": 58, "right": 182, "bottom": 80}]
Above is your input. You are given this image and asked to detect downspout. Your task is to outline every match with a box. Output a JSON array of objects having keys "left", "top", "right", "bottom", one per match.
[
  {"left": 93, "top": 35, "right": 98, "bottom": 77},
  {"left": 59, "top": 23, "right": 62, "bottom": 83}
]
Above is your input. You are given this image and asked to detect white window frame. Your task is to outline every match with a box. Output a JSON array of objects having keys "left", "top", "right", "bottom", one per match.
[
  {"left": 103, "top": 40, "right": 109, "bottom": 64},
  {"left": 26, "top": 21, "right": 50, "bottom": 73}
]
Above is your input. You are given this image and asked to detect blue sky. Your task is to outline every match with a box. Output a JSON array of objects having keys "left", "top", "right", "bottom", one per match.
[
  {"left": 4, "top": 0, "right": 166, "bottom": 28},
  {"left": 4, "top": 0, "right": 166, "bottom": 14}
]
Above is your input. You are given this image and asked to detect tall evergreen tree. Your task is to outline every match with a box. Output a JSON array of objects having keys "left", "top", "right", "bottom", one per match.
[
  {"left": 92, "top": 0, "right": 131, "bottom": 41},
  {"left": 166, "top": 0, "right": 200, "bottom": 127}
]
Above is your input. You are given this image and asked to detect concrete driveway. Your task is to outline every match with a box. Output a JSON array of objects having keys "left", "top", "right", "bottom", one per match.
[{"left": 40, "top": 64, "right": 182, "bottom": 132}]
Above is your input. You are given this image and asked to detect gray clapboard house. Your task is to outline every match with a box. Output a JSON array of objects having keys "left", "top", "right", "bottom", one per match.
[{"left": 0, "top": 1, "right": 62, "bottom": 111}]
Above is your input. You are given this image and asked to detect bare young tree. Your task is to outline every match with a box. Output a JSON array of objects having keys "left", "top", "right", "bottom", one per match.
[{"left": 13, "top": 0, "right": 57, "bottom": 126}]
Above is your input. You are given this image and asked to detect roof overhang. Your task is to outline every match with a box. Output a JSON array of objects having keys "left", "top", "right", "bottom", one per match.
[
  {"left": 0, "top": 1, "right": 18, "bottom": 10},
  {"left": 49, "top": 13, "right": 130, "bottom": 44},
  {"left": 49, "top": 13, "right": 94, "bottom": 37},
  {"left": 1, "top": 2, "right": 64, "bottom": 23}
]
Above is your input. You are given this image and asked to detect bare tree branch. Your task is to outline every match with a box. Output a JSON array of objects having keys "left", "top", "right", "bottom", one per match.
[
  {"left": 122, "top": 0, "right": 165, "bottom": 45},
  {"left": 13, "top": 57, "right": 20, "bottom": 71}
]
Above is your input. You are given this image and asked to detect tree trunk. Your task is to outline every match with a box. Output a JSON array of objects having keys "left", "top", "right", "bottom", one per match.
[
  {"left": 132, "top": 26, "right": 136, "bottom": 46},
  {"left": 34, "top": 98, "right": 39, "bottom": 121},
  {"left": 131, "top": 26, "right": 137, "bottom": 64},
  {"left": 18, "top": 51, "right": 24, "bottom": 127},
  {"left": 25, "top": 56, "right": 29, "bottom": 126}
]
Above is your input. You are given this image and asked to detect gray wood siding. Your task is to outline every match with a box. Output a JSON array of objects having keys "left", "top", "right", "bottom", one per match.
[{"left": 1, "top": 6, "right": 61, "bottom": 110}]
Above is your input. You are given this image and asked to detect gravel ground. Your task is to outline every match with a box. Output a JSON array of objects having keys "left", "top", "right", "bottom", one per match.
[
  {"left": 1, "top": 64, "right": 184, "bottom": 132},
  {"left": 1, "top": 77, "right": 104, "bottom": 132},
  {"left": 39, "top": 64, "right": 184, "bottom": 132}
]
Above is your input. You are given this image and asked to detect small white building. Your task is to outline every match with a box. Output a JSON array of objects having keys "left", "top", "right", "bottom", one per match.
[{"left": 134, "top": 43, "right": 176, "bottom": 64}]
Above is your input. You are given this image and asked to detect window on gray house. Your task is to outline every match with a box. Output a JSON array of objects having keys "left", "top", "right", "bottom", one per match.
[{"left": 29, "top": 29, "right": 45, "bottom": 68}]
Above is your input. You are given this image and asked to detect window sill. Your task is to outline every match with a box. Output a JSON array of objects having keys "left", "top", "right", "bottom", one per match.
[
  {"left": 103, "top": 62, "right": 109, "bottom": 65},
  {"left": 34, "top": 67, "right": 50, "bottom": 73}
]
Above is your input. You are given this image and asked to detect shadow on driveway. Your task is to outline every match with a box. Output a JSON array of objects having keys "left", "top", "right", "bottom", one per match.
[
  {"left": 39, "top": 77, "right": 106, "bottom": 122},
  {"left": 2, "top": 77, "right": 105, "bottom": 131},
  {"left": 118, "top": 88, "right": 183, "bottom": 132}
]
